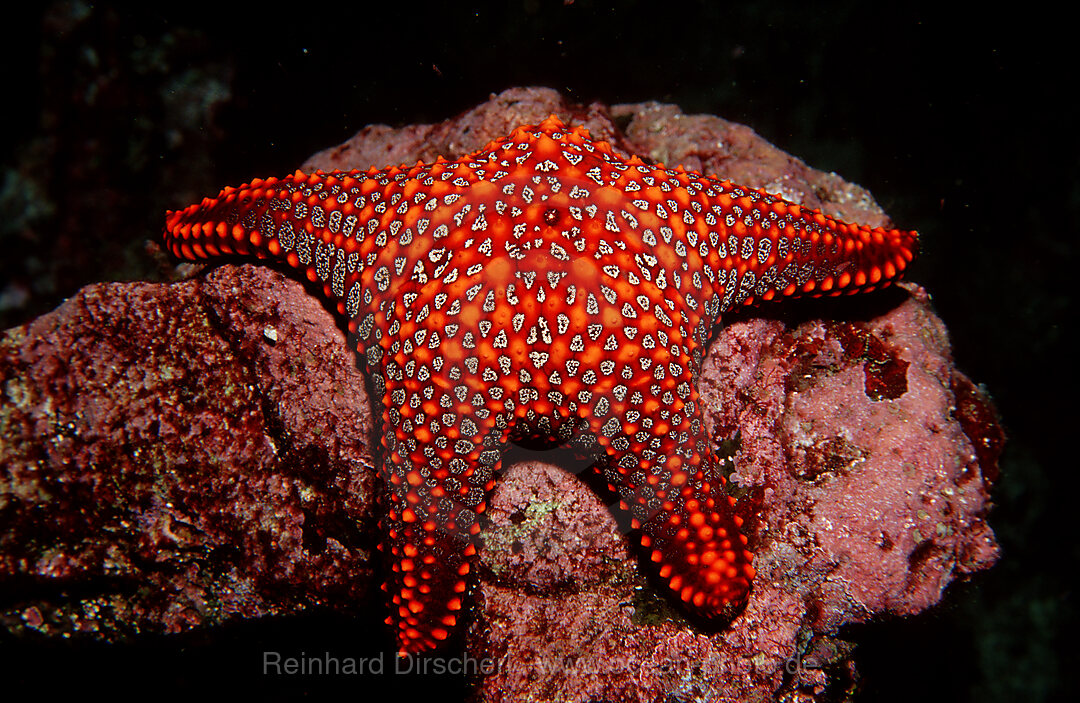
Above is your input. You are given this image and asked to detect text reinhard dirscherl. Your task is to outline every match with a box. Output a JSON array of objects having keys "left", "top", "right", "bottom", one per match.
[{"left": 263, "top": 651, "right": 499, "bottom": 676}]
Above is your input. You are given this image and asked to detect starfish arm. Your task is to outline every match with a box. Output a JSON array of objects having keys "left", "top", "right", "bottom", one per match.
[
  {"left": 376, "top": 369, "right": 503, "bottom": 654},
  {"left": 593, "top": 380, "right": 754, "bottom": 615},
  {"left": 161, "top": 171, "right": 372, "bottom": 319},
  {"left": 694, "top": 181, "right": 918, "bottom": 312}
]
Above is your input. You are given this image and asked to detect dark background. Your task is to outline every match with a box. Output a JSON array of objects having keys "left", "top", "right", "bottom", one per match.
[{"left": 1, "top": 1, "right": 1075, "bottom": 701}]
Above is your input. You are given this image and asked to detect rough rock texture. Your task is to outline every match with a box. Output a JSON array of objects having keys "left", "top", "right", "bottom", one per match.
[
  {"left": 0, "top": 87, "right": 1001, "bottom": 700},
  {"left": 0, "top": 266, "right": 376, "bottom": 639}
]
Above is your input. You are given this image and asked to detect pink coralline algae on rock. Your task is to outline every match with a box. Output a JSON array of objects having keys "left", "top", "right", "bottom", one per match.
[
  {"left": 0, "top": 266, "right": 377, "bottom": 637},
  {"left": 0, "top": 87, "right": 1000, "bottom": 700}
]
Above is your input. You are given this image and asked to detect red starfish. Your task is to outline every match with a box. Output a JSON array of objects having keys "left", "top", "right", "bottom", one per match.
[{"left": 163, "top": 116, "right": 917, "bottom": 654}]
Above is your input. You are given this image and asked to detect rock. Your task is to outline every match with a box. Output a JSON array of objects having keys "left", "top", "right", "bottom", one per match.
[
  {"left": 0, "top": 87, "right": 1000, "bottom": 700},
  {"left": 0, "top": 266, "right": 376, "bottom": 640}
]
